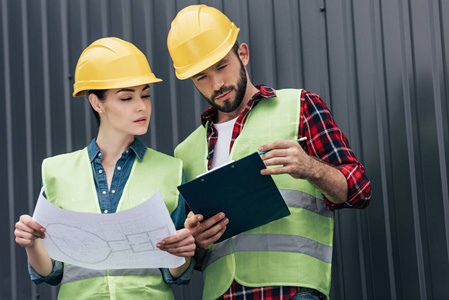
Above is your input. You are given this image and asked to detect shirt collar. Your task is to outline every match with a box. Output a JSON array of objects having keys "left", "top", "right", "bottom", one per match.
[
  {"left": 200, "top": 84, "right": 277, "bottom": 126},
  {"left": 87, "top": 137, "right": 147, "bottom": 162}
]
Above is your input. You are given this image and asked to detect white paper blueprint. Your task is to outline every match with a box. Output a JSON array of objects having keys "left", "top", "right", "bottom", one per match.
[{"left": 32, "top": 187, "right": 184, "bottom": 270}]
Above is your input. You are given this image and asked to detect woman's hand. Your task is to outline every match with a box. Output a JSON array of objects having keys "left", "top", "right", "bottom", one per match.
[
  {"left": 15, "top": 214, "right": 46, "bottom": 248},
  {"left": 157, "top": 228, "right": 195, "bottom": 257}
]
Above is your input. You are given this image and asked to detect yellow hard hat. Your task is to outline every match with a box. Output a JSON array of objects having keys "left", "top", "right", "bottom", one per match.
[
  {"left": 73, "top": 37, "right": 162, "bottom": 97},
  {"left": 167, "top": 5, "right": 240, "bottom": 80}
]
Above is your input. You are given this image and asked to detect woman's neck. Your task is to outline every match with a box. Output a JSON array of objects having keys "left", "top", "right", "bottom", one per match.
[{"left": 96, "top": 130, "right": 134, "bottom": 165}]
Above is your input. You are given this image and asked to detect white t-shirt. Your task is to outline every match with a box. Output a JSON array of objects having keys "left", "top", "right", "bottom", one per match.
[{"left": 210, "top": 116, "right": 239, "bottom": 170}]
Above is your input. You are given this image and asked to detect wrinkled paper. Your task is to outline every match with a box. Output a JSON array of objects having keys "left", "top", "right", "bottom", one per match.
[{"left": 32, "top": 187, "right": 184, "bottom": 269}]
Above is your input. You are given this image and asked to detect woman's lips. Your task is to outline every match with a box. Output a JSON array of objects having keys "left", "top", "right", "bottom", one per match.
[{"left": 134, "top": 118, "right": 147, "bottom": 124}]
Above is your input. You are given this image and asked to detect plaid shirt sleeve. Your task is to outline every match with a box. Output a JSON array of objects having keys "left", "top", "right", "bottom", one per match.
[{"left": 300, "top": 90, "right": 371, "bottom": 210}]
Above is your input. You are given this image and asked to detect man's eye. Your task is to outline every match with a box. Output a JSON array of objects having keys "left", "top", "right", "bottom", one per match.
[
  {"left": 217, "top": 64, "right": 227, "bottom": 70},
  {"left": 121, "top": 97, "right": 132, "bottom": 101}
]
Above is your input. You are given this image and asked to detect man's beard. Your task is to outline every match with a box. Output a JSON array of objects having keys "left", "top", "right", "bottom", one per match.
[{"left": 202, "top": 59, "right": 248, "bottom": 113}]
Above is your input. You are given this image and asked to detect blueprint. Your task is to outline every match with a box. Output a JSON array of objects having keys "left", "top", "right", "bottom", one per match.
[{"left": 32, "top": 187, "right": 185, "bottom": 270}]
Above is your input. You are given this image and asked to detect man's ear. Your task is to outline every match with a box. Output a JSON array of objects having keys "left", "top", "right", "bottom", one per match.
[{"left": 238, "top": 43, "right": 250, "bottom": 66}]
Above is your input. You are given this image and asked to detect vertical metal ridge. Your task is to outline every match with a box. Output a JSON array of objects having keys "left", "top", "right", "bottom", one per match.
[
  {"left": 340, "top": 0, "right": 357, "bottom": 141},
  {"left": 166, "top": 1, "right": 179, "bottom": 147},
  {"left": 79, "top": 0, "right": 91, "bottom": 146},
  {"left": 428, "top": 0, "right": 449, "bottom": 263},
  {"left": 270, "top": 0, "right": 278, "bottom": 88},
  {"left": 318, "top": 0, "right": 330, "bottom": 100},
  {"left": 192, "top": 85, "right": 202, "bottom": 128},
  {"left": 2, "top": 0, "right": 16, "bottom": 298},
  {"left": 143, "top": 0, "right": 158, "bottom": 149},
  {"left": 398, "top": 0, "right": 427, "bottom": 298},
  {"left": 371, "top": 0, "right": 397, "bottom": 298},
  {"left": 60, "top": 0, "right": 72, "bottom": 152},
  {"left": 122, "top": 0, "right": 131, "bottom": 40},
  {"left": 322, "top": 0, "right": 333, "bottom": 109},
  {"left": 334, "top": 212, "right": 346, "bottom": 300},
  {"left": 21, "top": 3, "right": 37, "bottom": 297},
  {"left": 356, "top": 211, "right": 368, "bottom": 300},
  {"left": 20, "top": 0, "right": 33, "bottom": 212},
  {"left": 41, "top": 0, "right": 52, "bottom": 157},
  {"left": 101, "top": 0, "right": 108, "bottom": 36},
  {"left": 340, "top": 1, "right": 367, "bottom": 297},
  {"left": 345, "top": 1, "right": 368, "bottom": 299},
  {"left": 293, "top": 0, "right": 304, "bottom": 88}
]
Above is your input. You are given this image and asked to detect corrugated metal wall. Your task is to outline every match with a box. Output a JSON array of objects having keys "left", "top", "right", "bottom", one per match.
[{"left": 1, "top": 0, "right": 448, "bottom": 299}]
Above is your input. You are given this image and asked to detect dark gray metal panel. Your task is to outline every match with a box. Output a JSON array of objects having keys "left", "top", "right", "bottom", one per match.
[{"left": 2, "top": 0, "right": 449, "bottom": 299}]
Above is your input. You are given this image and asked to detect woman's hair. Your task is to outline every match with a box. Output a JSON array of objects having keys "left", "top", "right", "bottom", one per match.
[{"left": 87, "top": 89, "right": 108, "bottom": 125}]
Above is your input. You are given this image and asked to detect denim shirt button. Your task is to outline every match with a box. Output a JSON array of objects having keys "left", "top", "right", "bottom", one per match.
[
  {"left": 111, "top": 190, "right": 115, "bottom": 194},
  {"left": 104, "top": 210, "right": 108, "bottom": 214},
  {"left": 117, "top": 166, "right": 121, "bottom": 170},
  {"left": 102, "top": 191, "right": 106, "bottom": 195},
  {"left": 99, "top": 169, "right": 103, "bottom": 174}
]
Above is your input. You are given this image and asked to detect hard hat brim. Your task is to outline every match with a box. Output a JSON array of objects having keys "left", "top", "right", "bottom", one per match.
[{"left": 73, "top": 75, "right": 162, "bottom": 97}]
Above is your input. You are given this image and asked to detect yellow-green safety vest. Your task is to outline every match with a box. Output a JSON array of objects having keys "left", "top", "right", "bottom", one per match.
[
  {"left": 175, "top": 89, "right": 334, "bottom": 300},
  {"left": 42, "top": 147, "right": 183, "bottom": 300}
]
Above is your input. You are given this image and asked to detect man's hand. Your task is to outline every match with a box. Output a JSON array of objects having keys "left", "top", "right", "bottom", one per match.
[
  {"left": 157, "top": 228, "right": 196, "bottom": 257},
  {"left": 259, "top": 139, "right": 348, "bottom": 204},
  {"left": 15, "top": 215, "right": 46, "bottom": 248},
  {"left": 184, "top": 211, "right": 228, "bottom": 249},
  {"left": 258, "top": 140, "right": 316, "bottom": 179}
]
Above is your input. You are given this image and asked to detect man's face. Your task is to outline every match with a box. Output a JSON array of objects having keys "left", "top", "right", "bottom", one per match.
[{"left": 192, "top": 49, "right": 248, "bottom": 114}]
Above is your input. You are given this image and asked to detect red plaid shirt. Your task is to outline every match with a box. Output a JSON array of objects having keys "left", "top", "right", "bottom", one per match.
[{"left": 201, "top": 84, "right": 371, "bottom": 299}]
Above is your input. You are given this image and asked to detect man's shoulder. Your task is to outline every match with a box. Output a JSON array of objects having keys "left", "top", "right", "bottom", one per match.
[
  {"left": 145, "top": 147, "right": 182, "bottom": 165},
  {"left": 273, "top": 88, "right": 304, "bottom": 101},
  {"left": 174, "top": 124, "right": 206, "bottom": 158}
]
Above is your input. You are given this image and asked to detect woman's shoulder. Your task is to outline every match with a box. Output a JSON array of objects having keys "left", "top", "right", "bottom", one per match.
[{"left": 42, "top": 148, "right": 88, "bottom": 166}]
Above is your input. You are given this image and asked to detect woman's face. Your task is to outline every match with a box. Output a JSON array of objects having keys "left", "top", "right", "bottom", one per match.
[{"left": 99, "top": 84, "right": 152, "bottom": 137}]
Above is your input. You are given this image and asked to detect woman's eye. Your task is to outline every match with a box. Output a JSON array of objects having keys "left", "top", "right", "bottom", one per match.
[
  {"left": 121, "top": 97, "right": 132, "bottom": 101},
  {"left": 142, "top": 94, "right": 151, "bottom": 99}
]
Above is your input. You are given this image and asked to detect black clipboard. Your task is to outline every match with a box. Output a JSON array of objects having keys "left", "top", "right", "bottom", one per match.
[{"left": 177, "top": 152, "right": 290, "bottom": 243}]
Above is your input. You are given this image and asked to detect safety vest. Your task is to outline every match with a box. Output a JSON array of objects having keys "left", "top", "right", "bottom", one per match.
[
  {"left": 175, "top": 89, "right": 334, "bottom": 300},
  {"left": 42, "top": 147, "right": 183, "bottom": 300}
]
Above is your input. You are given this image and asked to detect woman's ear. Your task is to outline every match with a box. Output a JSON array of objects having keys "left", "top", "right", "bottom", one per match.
[{"left": 89, "top": 93, "right": 103, "bottom": 113}]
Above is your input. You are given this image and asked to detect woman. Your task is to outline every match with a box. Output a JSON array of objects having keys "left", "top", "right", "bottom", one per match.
[{"left": 14, "top": 37, "right": 195, "bottom": 299}]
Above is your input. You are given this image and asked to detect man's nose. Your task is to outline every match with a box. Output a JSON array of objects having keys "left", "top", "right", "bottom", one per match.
[{"left": 211, "top": 73, "right": 225, "bottom": 91}]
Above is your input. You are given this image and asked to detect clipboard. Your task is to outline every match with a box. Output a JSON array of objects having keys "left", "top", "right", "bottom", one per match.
[{"left": 177, "top": 152, "right": 290, "bottom": 243}]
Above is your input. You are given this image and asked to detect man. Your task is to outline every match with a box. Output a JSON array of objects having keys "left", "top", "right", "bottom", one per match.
[{"left": 167, "top": 5, "right": 371, "bottom": 300}]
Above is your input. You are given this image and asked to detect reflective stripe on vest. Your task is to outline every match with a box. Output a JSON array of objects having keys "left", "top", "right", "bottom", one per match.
[
  {"left": 203, "top": 233, "right": 332, "bottom": 271},
  {"left": 61, "top": 265, "right": 162, "bottom": 285},
  {"left": 203, "top": 188, "right": 333, "bottom": 270},
  {"left": 280, "top": 189, "right": 333, "bottom": 218}
]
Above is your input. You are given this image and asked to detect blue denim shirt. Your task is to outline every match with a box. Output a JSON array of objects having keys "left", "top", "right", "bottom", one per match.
[{"left": 29, "top": 137, "right": 193, "bottom": 285}]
